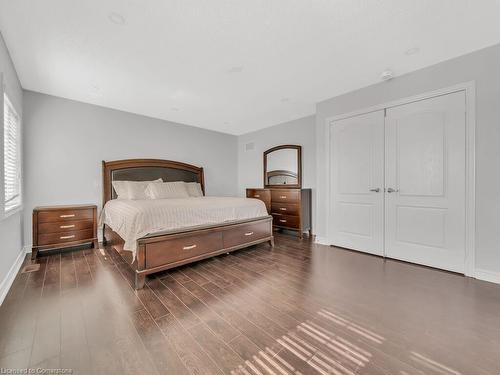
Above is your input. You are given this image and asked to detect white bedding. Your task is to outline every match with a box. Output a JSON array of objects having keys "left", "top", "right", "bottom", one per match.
[{"left": 101, "top": 197, "right": 268, "bottom": 259}]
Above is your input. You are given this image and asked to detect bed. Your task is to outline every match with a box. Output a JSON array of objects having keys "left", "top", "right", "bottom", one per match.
[{"left": 101, "top": 159, "right": 274, "bottom": 289}]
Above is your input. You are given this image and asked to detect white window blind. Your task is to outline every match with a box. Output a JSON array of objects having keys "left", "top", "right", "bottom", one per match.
[{"left": 3, "top": 93, "right": 21, "bottom": 212}]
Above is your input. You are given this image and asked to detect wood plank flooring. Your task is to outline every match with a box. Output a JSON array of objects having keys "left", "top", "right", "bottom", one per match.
[{"left": 1, "top": 233, "right": 500, "bottom": 374}]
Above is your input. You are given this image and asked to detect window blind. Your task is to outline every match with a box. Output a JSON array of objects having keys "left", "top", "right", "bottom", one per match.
[{"left": 4, "top": 93, "right": 21, "bottom": 212}]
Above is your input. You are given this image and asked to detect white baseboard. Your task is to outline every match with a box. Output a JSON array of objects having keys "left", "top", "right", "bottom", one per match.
[
  {"left": 24, "top": 245, "right": 32, "bottom": 254},
  {"left": 0, "top": 249, "right": 26, "bottom": 305},
  {"left": 314, "top": 236, "right": 330, "bottom": 245},
  {"left": 474, "top": 269, "right": 500, "bottom": 285}
]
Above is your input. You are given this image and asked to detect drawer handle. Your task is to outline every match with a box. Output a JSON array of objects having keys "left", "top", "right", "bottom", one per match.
[
  {"left": 254, "top": 194, "right": 260, "bottom": 198},
  {"left": 244, "top": 232, "right": 254, "bottom": 236},
  {"left": 279, "top": 195, "right": 287, "bottom": 199},
  {"left": 60, "top": 224, "right": 75, "bottom": 229},
  {"left": 60, "top": 214, "right": 75, "bottom": 218},
  {"left": 60, "top": 235, "right": 75, "bottom": 239},
  {"left": 279, "top": 219, "right": 287, "bottom": 223},
  {"left": 183, "top": 244, "right": 197, "bottom": 250},
  {"left": 279, "top": 207, "right": 287, "bottom": 211}
]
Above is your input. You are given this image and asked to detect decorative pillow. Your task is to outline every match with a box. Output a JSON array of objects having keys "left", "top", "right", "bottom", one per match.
[
  {"left": 145, "top": 181, "right": 190, "bottom": 199},
  {"left": 185, "top": 182, "right": 203, "bottom": 197},
  {"left": 112, "top": 179, "right": 162, "bottom": 200}
]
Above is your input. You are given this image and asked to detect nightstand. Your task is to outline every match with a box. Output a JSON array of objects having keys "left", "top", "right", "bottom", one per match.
[{"left": 32, "top": 204, "right": 98, "bottom": 259}]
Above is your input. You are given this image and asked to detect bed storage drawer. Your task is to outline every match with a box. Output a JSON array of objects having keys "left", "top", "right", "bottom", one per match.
[
  {"left": 223, "top": 221, "right": 270, "bottom": 248},
  {"left": 145, "top": 232, "right": 223, "bottom": 268}
]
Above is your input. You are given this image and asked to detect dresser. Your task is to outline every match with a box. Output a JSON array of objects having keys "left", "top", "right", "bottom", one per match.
[
  {"left": 247, "top": 188, "right": 311, "bottom": 238},
  {"left": 32, "top": 204, "right": 98, "bottom": 259}
]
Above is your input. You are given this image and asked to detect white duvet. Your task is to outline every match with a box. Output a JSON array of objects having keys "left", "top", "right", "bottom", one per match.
[{"left": 101, "top": 197, "right": 268, "bottom": 258}]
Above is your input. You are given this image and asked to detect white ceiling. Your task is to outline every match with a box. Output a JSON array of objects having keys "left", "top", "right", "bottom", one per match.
[{"left": 1, "top": 1, "right": 500, "bottom": 135}]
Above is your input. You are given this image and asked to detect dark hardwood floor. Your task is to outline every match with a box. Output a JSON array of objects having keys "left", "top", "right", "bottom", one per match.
[{"left": 1, "top": 233, "right": 500, "bottom": 374}]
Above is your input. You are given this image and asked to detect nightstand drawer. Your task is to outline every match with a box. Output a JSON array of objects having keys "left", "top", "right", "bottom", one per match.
[
  {"left": 38, "top": 229, "right": 94, "bottom": 246},
  {"left": 38, "top": 220, "right": 93, "bottom": 234},
  {"left": 38, "top": 209, "right": 94, "bottom": 223}
]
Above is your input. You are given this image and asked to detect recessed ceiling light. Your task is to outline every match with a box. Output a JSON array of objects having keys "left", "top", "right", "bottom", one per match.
[
  {"left": 227, "top": 66, "right": 243, "bottom": 73},
  {"left": 108, "top": 12, "right": 126, "bottom": 25},
  {"left": 405, "top": 47, "right": 420, "bottom": 56},
  {"left": 171, "top": 107, "right": 180, "bottom": 112}
]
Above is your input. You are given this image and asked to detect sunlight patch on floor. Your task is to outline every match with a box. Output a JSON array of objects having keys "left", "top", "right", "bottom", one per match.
[
  {"left": 230, "top": 307, "right": 464, "bottom": 375},
  {"left": 410, "top": 352, "right": 461, "bottom": 375}
]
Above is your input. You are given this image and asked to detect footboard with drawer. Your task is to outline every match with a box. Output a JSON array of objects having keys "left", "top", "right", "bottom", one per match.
[{"left": 104, "top": 216, "right": 274, "bottom": 289}]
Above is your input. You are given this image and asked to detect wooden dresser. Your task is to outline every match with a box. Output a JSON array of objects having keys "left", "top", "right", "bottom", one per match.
[
  {"left": 247, "top": 188, "right": 311, "bottom": 238},
  {"left": 32, "top": 204, "right": 98, "bottom": 259}
]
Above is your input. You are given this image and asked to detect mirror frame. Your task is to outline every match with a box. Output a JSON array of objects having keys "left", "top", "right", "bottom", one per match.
[{"left": 263, "top": 144, "right": 302, "bottom": 189}]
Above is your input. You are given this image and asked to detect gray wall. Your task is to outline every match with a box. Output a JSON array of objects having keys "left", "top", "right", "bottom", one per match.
[
  {"left": 0, "top": 32, "right": 23, "bottom": 294},
  {"left": 316, "top": 43, "right": 500, "bottom": 276},
  {"left": 237, "top": 115, "right": 316, "bottom": 230},
  {"left": 23, "top": 91, "right": 238, "bottom": 247}
]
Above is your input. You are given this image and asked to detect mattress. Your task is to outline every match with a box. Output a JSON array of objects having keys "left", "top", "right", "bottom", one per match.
[{"left": 101, "top": 196, "right": 268, "bottom": 258}]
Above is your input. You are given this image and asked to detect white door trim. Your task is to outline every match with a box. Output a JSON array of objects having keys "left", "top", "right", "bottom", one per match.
[{"left": 324, "top": 81, "right": 476, "bottom": 277}]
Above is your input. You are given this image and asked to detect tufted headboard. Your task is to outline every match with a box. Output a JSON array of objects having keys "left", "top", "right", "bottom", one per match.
[{"left": 102, "top": 159, "right": 205, "bottom": 204}]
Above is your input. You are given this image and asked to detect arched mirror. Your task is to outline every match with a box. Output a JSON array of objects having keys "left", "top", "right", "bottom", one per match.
[{"left": 263, "top": 145, "right": 302, "bottom": 188}]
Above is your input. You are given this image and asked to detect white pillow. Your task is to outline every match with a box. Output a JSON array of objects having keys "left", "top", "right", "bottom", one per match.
[
  {"left": 185, "top": 182, "right": 203, "bottom": 197},
  {"left": 145, "top": 181, "right": 190, "bottom": 199},
  {"left": 112, "top": 179, "right": 162, "bottom": 200}
]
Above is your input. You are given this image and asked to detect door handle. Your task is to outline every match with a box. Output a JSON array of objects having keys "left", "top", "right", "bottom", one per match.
[
  {"left": 369, "top": 188, "right": 380, "bottom": 192},
  {"left": 387, "top": 188, "right": 399, "bottom": 193}
]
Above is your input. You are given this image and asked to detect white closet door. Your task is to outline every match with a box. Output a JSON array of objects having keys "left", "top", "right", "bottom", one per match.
[
  {"left": 384, "top": 91, "right": 466, "bottom": 272},
  {"left": 330, "top": 111, "right": 385, "bottom": 255}
]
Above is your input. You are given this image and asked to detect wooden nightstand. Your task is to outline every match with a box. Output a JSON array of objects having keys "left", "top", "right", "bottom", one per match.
[{"left": 32, "top": 204, "right": 98, "bottom": 259}]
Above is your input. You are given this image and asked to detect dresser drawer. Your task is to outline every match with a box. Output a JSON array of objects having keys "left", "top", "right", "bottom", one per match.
[
  {"left": 271, "top": 203, "right": 300, "bottom": 216},
  {"left": 146, "top": 232, "right": 223, "bottom": 269},
  {"left": 271, "top": 189, "right": 300, "bottom": 203},
  {"left": 38, "top": 209, "right": 94, "bottom": 223},
  {"left": 38, "top": 229, "right": 94, "bottom": 246},
  {"left": 247, "top": 189, "right": 268, "bottom": 199},
  {"left": 246, "top": 189, "right": 271, "bottom": 213},
  {"left": 223, "top": 221, "right": 271, "bottom": 249},
  {"left": 38, "top": 219, "right": 93, "bottom": 234},
  {"left": 272, "top": 214, "right": 300, "bottom": 229}
]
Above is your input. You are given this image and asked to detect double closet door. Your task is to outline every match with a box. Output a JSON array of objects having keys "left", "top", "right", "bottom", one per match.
[{"left": 330, "top": 91, "right": 466, "bottom": 273}]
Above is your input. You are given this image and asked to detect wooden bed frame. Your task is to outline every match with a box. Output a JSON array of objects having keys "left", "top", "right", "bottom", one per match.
[{"left": 102, "top": 159, "right": 274, "bottom": 289}]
